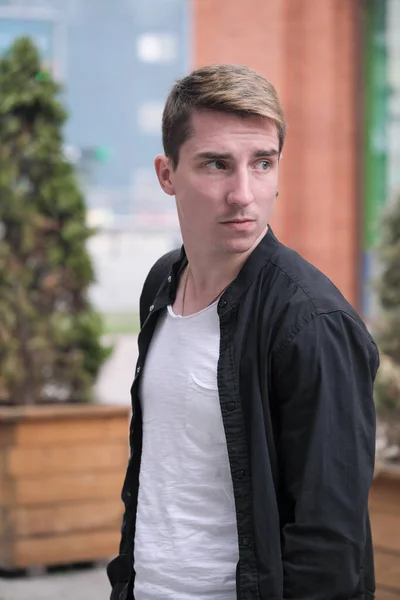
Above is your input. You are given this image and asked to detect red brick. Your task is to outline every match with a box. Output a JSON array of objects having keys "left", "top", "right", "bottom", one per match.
[{"left": 193, "top": 0, "right": 362, "bottom": 308}]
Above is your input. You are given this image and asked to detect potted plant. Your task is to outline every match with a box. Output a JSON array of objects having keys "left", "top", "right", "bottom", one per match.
[
  {"left": 369, "top": 189, "right": 400, "bottom": 596},
  {"left": 0, "top": 37, "right": 129, "bottom": 570}
]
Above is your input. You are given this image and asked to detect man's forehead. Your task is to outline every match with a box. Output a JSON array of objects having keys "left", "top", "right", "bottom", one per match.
[
  {"left": 187, "top": 110, "right": 279, "bottom": 146},
  {"left": 191, "top": 109, "right": 276, "bottom": 129}
]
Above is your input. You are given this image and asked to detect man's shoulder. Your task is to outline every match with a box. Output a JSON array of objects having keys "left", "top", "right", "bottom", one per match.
[
  {"left": 257, "top": 240, "right": 377, "bottom": 358},
  {"left": 263, "top": 239, "right": 362, "bottom": 326}
]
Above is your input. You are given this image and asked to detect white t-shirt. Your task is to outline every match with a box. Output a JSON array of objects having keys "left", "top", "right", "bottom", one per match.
[{"left": 134, "top": 301, "right": 239, "bottom": 600}]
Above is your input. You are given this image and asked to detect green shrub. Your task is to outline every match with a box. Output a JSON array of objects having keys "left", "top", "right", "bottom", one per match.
[{"left": 0, "top": 37, "right": 111, "bottom": 405}]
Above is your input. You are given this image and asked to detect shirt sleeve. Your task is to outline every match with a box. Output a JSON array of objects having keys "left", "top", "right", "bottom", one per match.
[{"left": 272, "top": 310, "right": 379, "bottom": 600}]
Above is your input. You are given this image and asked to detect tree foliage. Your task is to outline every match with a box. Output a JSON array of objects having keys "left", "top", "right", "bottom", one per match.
[
  {"left": 374, "top": 189, "right": 400, "bottom": 446},
  {"left": 0, "top": 37, "right": 111, "bottom": 405}
]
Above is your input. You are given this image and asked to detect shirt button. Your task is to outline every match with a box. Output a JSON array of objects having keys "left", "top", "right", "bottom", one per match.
[
  {"left": 149, "top": 304, "right": 154, "bottom": 312},
  {"left": 227, "top": 402, "right": 236, "bottom": 412},
  {"left": 167, "top": 275, "right": 172, "bottom": 283},
  {"left": 136, "top": 366, "right": 141, "bottom": 375},
  {"left": 219, "top": 298, "right": 227, "bottom": 308},
  {"left": 241, "top": 537, "right": 250, "bottom": 547},
  {"left": 236, "top": 470, "right": 245, "bottom": 480}
]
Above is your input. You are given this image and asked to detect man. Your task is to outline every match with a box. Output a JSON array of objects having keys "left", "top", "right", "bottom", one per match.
[{"left": 108, "top": 64, "right": 379, "bottom": 600}]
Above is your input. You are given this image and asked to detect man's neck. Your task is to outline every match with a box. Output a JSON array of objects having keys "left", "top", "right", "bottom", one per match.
[
  {"left": 183, "top": 226, "right": 268, "bottom": 295},
  {"left": 175, "top": 227, "right": 268, "bottom": 316},
  {"left": 174, "top": 257, "right": 239, "bottom": 317},
  {"left": 184, "top": 254, "right": 244, "bottom": 297}
]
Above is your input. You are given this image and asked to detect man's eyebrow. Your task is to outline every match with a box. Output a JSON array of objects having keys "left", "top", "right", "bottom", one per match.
[
  {"left": 253, "top": 149, "right": 280, "bottom": 158},
  {"left": 194, "top": 152, "right": 233, "bottom": 160},
  {"left": 194, "top": 149, "right": 280, "bottom": 161}
]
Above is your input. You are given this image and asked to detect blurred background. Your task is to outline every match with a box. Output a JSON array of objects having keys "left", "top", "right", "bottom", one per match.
[
  {"left": 0, "top": 0, "right": 397, "bottom": 321},
  {"left": 0, "top": 0, "right": 399, "bottom": 599}
]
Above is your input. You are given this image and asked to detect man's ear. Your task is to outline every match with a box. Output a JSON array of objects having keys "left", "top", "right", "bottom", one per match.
[{"left": 154, "top": 155, "right": 175, "bottom": 196}]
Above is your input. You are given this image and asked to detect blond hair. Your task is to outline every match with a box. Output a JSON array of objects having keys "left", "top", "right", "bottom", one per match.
[{"left": 162, "top": 64, "right": 286, "bottom": 168}]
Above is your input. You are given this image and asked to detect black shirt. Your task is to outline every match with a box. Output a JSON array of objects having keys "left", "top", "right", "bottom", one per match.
[{"left": 107, "top": 227, "right": 379, "bottom": 600}]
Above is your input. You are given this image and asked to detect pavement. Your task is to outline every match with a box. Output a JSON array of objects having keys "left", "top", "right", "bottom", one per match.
[
  {"left": 0, "top": 565, "right": 110, "bottom": 600},
  {"left": 0, "top": 335, "right": 138, "bottom": 600},
  {"left": 95, "top": 334, "right": 139, "bottom": 406}
]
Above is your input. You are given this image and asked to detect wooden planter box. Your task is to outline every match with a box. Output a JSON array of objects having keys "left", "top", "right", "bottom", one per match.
[
  {"left": 369, "top": 464, "right": 400, "bottom": 599},
  {"left": 0, "top": 404, "right": 130, "bottom": 570}
]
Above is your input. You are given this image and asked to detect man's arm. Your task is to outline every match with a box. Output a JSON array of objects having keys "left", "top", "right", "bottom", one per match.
[{"left": 272, "top": 310, "right": 379, "bottom": 600}]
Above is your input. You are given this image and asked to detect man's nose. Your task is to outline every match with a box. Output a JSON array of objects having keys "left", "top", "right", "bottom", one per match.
[{"left": 226, "top": 170, "right": 254, "bottom": 207}]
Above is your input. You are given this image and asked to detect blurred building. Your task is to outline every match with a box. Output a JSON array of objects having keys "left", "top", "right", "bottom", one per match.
[
  {"left": 0, "top": 0, "right": 399, "bottom": 314},
  {"left": 0, "top": 0, "right": 189, "bottom": 222},
  {"left": 195, "top": 0, "right": 399, "bottom": 313}
]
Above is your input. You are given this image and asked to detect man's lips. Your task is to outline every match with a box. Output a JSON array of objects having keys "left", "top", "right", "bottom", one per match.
[
  {"left": 220, "top": 219, "right": 255, "bottom": 224},
  {"left": 220, "top": 219, "right": 256, "bottom": 230}
]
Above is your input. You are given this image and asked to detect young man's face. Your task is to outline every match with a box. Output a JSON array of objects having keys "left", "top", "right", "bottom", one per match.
[{"left": 155, "top": 109, "right": 280, "bottom": 256}]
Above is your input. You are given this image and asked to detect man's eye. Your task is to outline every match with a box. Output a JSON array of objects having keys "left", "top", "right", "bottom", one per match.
[
  {"left": 257, "top": 160, "right": 271, "bottom": 171},
  {"left": 205, "top": 160, "right": 226, "bottom": 170}
]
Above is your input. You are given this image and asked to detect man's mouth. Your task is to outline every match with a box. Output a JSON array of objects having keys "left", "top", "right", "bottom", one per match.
[
  {"left": 220, "top": 219, "right": 256, "bottom": 230},
  {"left": 221, "top": 218, "right": 255, "bottom": 224}
]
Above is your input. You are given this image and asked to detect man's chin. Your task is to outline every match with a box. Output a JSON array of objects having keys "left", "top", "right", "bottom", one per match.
[
  {"left": 217, "top": 238, "right": 260, "bottom": 255},
  {"left": 218, "top": 227, "right": 267, "bottom": 254}
]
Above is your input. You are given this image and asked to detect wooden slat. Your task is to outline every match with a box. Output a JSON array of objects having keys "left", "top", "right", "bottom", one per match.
[
  {"left": 0, "top": 478, "right": 11, "bottom": 507},
  {"left": 371, "top": 511, "right": 400, "bottom": 553},
  {"left": 0, "top": 425, "right": 14, "bottom": 448},
  {"left": 375, "top": 590, "right": 400, "bottom": 600},
  {"left": 0, "top": 507, "right": 5, "bottom": 538},
  {"left": 375, "top": 549, "right": 400, "bottom": 592},
  {"left": 0, "top": 405, "right": 129, "bottom": 569},
  {"left": 0, "top": 542, "right": 11, "bottom": 569},
  {"left": 3, "top": 500, "right": 123, "bottom": 537},
  {"left": 4, "top": 442, "right": 129, "bottom": 476},
  {"left": 0, "top": 448, "right": 5, "bottom": 476},
  {"left": 370, "top": 476, "right": 400, "bottom": 517},
  {"left": 373, "top": 466, "right": 400, "bottom": 484},
  {"left": 370, "top": 466, "right": 400, "bottom": 594},
  {"left": 10, "top": 471, "right": 124, "bottom": 505},
  {"left": 0, "top": 404, "right": 130, "bottom": 424},
  {"left": 13, "top": 417, "right": 129, "bottom": 446},
  {"left": 9, "top": 529, "right": 121, "bottom": 569}
]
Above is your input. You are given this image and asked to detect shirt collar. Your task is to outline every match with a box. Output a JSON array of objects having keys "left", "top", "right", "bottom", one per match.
[{"left": 153, "top": 226, "right": 280, "bottom": 316}]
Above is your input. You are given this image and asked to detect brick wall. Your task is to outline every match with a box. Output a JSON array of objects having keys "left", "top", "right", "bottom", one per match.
[{"left": 193, "top": 0, "right": 363, "bottom": 308}]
